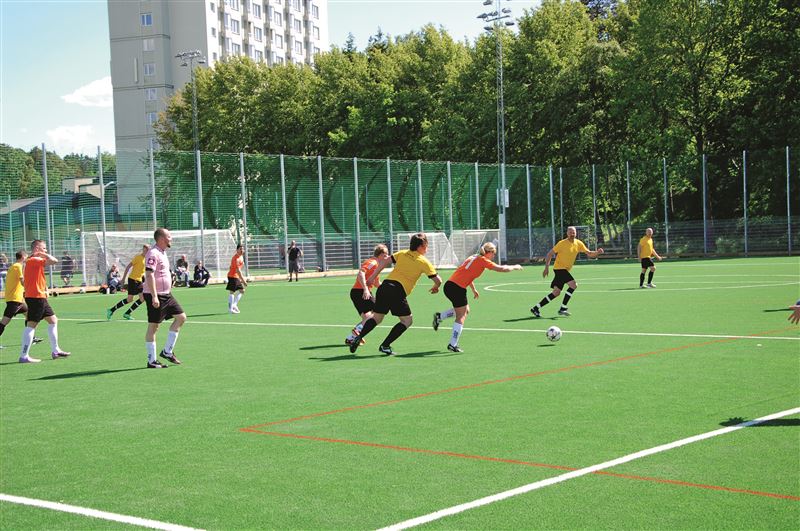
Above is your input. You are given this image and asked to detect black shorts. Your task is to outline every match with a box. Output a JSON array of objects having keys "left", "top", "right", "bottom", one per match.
[
  {"left": 350, "top": 288, "right": 375, "bottom": 315},
  {"left": 24, "top": 297, "right": 55, "bottom": 322},
  {"left": 443, "top": 280, "right": 468, "bottom": 308},
  {"left": 127, "top": 278, "right": 144, "bottom": 295},
  {"left": 3, "top": 301, "right": 27, "bottom": 319},
  {"left": 373, "top": 280, "right": 411, "bottom": 317},
  {"left": 288, "top": 260, "right": 300, "bottom": 273},
  {"left": 640, "top": 258, "right": 655, "bottom": 268},
  {"left": 226, "top": 277, "right": 244, "bottom": 292},
  {"left": 550, "top": 269, "right": 575, "bottom": 290},
  {"left": 143, "top": 293, "right": 185, "bottom": 324}
]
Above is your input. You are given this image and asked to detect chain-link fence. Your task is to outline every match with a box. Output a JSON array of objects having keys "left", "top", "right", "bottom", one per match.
[{"left": 1, "top": 145, "right": 797, "bottom": 289}]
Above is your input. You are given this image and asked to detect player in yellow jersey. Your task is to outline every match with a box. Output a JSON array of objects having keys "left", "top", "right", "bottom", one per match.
[
  {"left": 106, "top": 245, "right": 149, "bottom": 320},
  {"left": 0, "top": 251, "right": 45, "bottom": 348},
  {"left": 349, "top": 233, "right": 442, "bottom": 356},
  {"left": 637, "top": 228, "right": 662, "bottom": 288},
  {"left": 531, "top": 226, "right": 604, "bottom": 317}
]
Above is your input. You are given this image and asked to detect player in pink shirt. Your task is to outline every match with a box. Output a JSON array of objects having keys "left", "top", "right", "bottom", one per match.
[{"left": 143, "top": 228, "right": 187, "bottom": 368}]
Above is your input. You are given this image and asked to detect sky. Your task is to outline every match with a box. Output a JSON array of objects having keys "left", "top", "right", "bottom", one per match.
[{"left": 0, "top": 0, "right": 540, "bottom": 156}]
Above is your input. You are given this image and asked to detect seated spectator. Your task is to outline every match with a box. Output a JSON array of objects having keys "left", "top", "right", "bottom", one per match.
[
  {"left": 106, "top": 263, "right": 122, "bottom": 294},
  {"left": 61, "top": 252, "right": 75, "bottom": 287},
  {"left": 175, "top": 254, "right": 189, "bottom": 286},
  {"left": 189, "top": 261, "right": 211, "bottom": 288}
]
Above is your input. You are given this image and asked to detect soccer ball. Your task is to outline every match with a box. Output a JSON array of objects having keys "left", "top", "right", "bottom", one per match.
[{"left": 546, "top": 326, "right": 562, "bottom": 342}]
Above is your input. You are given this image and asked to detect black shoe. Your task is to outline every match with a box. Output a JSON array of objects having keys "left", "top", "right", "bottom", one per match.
[
  {"left": 447, "top": 344, "right": 463, "bottom": 353},
  {"left": 432, "top": 312, "right": 441, "bottom": 331},
  {"left": 159, "top": 350, "right": 182, "bottom": 365},
  {"left": 530, "top": 307, "right": 541, "bottom": 318},
  {"left": 378, "top": 345, "right": 394, "bottom": 356},
  {"left": 558, "top": 308, "right": 571, "bottom": 316},
  {"left": 32, "top": 337, "right": 44, "bottom": 344},
  {"left": 349, "top": 338, "right": 360, "bottom": 354},
  {"left": 147, "top": 360, "right": 168, "bottom": 368}
]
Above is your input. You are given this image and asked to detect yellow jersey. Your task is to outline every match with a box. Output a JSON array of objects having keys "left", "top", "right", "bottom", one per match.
[
  {"left": 552, "top": 238, "right": 589, "bottom": 271},
  {"left": 638, "top": 236, "right": 654, "bottom": 259},
  {"left": 4, "top": 262, "right": 24, "bottom": 303},
  {"left": 129, "top": 254, "right": 146, "bottom": 281},
  {"left": 386, "top": 250, "right": 437, "bottom": 295}
]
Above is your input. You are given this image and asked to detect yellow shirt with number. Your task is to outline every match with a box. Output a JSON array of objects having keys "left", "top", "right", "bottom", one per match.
[
  {"left": 129, "top": 254, "right": 146, "bottom": 281},
  {"left": 386, "top": 250, "right": 437, "bottom": 295},
  {"left": 4, "top": 263, "right": 24, "bottom": 303},
  {"left": 638, "top": 236, "right": 654, "bottom": 259},
  {"left": 552, "top": 238, "right": 589, "bottom": 271}
]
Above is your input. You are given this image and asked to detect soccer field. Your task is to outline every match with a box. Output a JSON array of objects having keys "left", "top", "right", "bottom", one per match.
[{"left": 1, "top": 257, "right": 798, "bottom": 530}]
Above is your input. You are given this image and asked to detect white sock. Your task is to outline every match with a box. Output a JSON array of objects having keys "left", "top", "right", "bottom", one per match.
[
  {"left": 440, "top": 308, "right": 456, "bottom": 320},
  {"left": 234, "top": 292, "right": 243, "bottom": 305},
  {"left": 146, "top": 341, "right": 157, "bottom": 363},
  {"left": 450, "top": 323, "right": 463, "bottom": 347},
  {"left": 354, "top": 322, "right": 364, "bottom": 333},
  {"left": 20, "top": 327, "right": 35, "bottom": 358},
  {"left": 164, "top": 330, "right": 179, "bottom": 353},
  {"left": 228, "top": 294, "right": 234, "bottom": 308},
  {"left": 48, "top": 323, "right": 60, "bottom": 352}
]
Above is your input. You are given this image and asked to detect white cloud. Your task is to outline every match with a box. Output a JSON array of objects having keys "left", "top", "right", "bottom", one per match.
[
  {"left": 61, "top": 76, "right": 113, "bottom": 108},
  {"left": 46, "top": 125, "right": 104, "bottom": 155}
]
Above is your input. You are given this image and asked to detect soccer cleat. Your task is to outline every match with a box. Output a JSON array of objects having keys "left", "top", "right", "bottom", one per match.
[
  {"left": 230, "top": 305, "right": 240, "bottom": 314},
  {"left": 530, "top": 307, "right": 541, "bottom": 318},
  {"left": 432, "top": 312, "right": 441, "bottom": 331},
  {"left": 32, "top": 337, "right": 44, "bottom": 344},
  {"left": 640, "top": 285, "right": 646, "bottom": 289},
  {"left": 19, "top": 356, "right": 41, "bottom": 363},
  {"left": 558, "top": 308, "right": 571, "bottom": 316},
  {"left": 147, "top": 360, "right": 168, "bottom": 369},
  {"left": 345, "top": 337, "right": 366, "bottom": 347},
  {"left": 51, "top": 351, "right": 71, "bottom": 359},
  {"left": 447, "top": 344, "right": 463, "bottom": 353},
  {"left": 646, "top": 283, "right": 656, "bottom": 288},
  {"left": 159, "top": 350, "right": 182, "bottom": 365},
  {"left": 349, "top": 337, "right": 360, "bottom": 354},
  {"left": 106, "top": 309, "right": 113, "bottom": 321},
  {"left": 123, "top": 313, "right": 134, "bottom": 320},
  {"left": 378, "top": 345, "right": 395, "bottom": 356}
]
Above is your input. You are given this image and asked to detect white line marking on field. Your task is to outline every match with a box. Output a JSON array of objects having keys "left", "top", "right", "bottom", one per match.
[
  {"left": 57, "top": 318, "right": 800, "bottom": 341},
  {"left": 378, "top": 407, "right": 800, "bottom": 531},
  {"left": 484, "top": 281, "right": 799, "bottom": 293},
  {"left": 0, "top": 494, "right": 203, "bottom": 531}
]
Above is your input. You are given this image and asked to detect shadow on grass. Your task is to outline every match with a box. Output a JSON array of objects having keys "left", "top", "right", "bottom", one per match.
[
  {"left": 610, "top": 287, "right": 645, "bottom": 291},
  {"left": 187, "top": 313, "right": 229, "bottom": 318},
  {"left": 77, "top": 320, "right": 111, "bottom": 325},
  {"left": 503, "top": 316, "right": 557, "bottom": 323},
  {"left": 300, "top": 344, "right": 348, "bottom": 351},
  {"left": 537, "top": 343, "right": 557, "bottom": 348},
  {"left": 720, "top": 417, "right": 800, "bottom": 427},
  {"left": 309, "top": 353, "right": 385, "bottom": 361},
  {"left": 761, "top": 308, "right": 792, "bottom": 313},
  {"left": 393, "top": 350, "right": 457, "bottom": 358},
  {"left": 30, "top": 368, "right": 146, "bottom": 380}
]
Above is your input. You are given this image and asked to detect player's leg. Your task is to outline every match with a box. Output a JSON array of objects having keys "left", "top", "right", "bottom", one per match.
[
  {"left": 123, "top": 293, "right": 143, "bottom": 320},
  {"left": 448, "top": 305, "right": 469, "bottom": 352},
  {"left": 228, "top": 289, "right": 237, "bottom": 312},
  {"left": 380, "top": 313, "right": 412, "bottom": 355},
  {"left": 640, "top": 267, "right": 647, "bottom": 288},
  {"left": 647, "top": 265, "right": 656, "bottom": 287},
  {"left": 19, "top": 318, "right": 40, "bottom": 363},
  {"left": 44, "top": 313, "right": 70, "bottom": 358},
  {"left": 233, "top": 287, "right": 244, "bottom": 309},
  {"left": 159, "top": 298, "right": 186, "bottom": 365},
  {"left": 532, "top": 286, "right": 561, "bottom": 317},
  {"left": 145, "top": 322, "right": 165, "bottom": 368},
  {"left": 559, "top": 279, "right": 577, "bottom": 315},
  {"left": 107, "top": 294, "right": 131, "bottom": 319}
]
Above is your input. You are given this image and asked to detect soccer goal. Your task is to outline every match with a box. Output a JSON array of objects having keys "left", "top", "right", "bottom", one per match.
[
  {"left": 394, "top": 231, "right": 459, "bottom": 269},
  {"left": 81, "top": 229, "right": 238, "bottom": 286},
  {"left": 450, "top": 229, "right": 500, "bottom": 264}
]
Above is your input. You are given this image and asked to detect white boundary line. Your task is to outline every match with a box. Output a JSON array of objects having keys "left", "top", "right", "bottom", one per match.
[
  {"left": 378, "top": 406, "right": 800, "bottom": 531},
  {"left": 0, "top": 493, "right": 204, "bottom": 531},
  {"left": 56, "top": 318, "right": 800, "bottom": 341}
]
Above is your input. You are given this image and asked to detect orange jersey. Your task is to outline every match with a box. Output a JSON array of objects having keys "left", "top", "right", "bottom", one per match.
[
  {"left": 448, "top": 254, "right": 496, "bottom": 288},
  {"left": 353, "top": 258, "right": 381, "bottom": 289},
  {"left": 23, "top": 256, "right": 48, "bottom": 298},
  {"left": 228, "top": 254, "right": 244, "bottom": 278}
]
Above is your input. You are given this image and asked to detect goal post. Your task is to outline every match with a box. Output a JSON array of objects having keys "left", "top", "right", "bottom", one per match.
[{"left": 394, "top": 231, "right": 459, "bottom": 269}]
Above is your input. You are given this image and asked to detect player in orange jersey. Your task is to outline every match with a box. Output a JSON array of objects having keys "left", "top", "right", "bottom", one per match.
[
  {"left": 226, "top": 245, "right": 247, "bottom": 314},
  {"left": 345, "top": 244, "right": 389, "bottom": 346},
  {"left": 432, "top": 242, "right": 522, "bottom": 352}
]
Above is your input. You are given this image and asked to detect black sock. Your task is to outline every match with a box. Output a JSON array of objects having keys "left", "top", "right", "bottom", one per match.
[
  {"left": 110, "top": 299, "right": 127, "bottom": 312},
  {"left": 648, "top": 271, "right": 654, "bottom": 283},
  {"left": 125, "top": 300, "right": 142, "bottom": 314},
  {"left": 561, "top": 287, "right": 575, "bottom": 308},
  {"left": 0, "top": 322, "right": 5, "bottom": 337},
  {"left": 382, "top": 323, "right": 408, "bottom": 347},
  {"left": 537, "top": 293, "right": 556, "bottom": 308},
  {"left": 360, "top": 318, "right": 378, "bottom": 339},
  {"left": 640, "top": 272, "right": 645, "bottom": 286}
]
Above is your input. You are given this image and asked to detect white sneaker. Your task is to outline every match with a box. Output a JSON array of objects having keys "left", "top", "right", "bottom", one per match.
[
  {"left": 19, "top": 356, "right": 41, "bottom": 363},
  {"left": 230, "top": 305, "right": 240, "bottom": 314},
  {"left": 646, "top": 283, "right": 656, "bottom": 288}
]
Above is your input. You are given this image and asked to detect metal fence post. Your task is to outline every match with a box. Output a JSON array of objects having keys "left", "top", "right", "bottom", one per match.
[
  {"left": 149, "top": 141, "right": 157, "bottom": 230},
  {"left": 702, "top": 153, "right": 708, "bottom": 255},
  {"left": 447, "top": 161, "right": 454, "bottom": 237},
  {"left": 354, "top": 157, "right": 361, "bottom": 265},
  {"left": 475, "top": 162, "right": 481, "bottom": 230},
  {"left": 526, "top": 164, "right": 532, "bottom": 258},
  {"left": 417, "top": 159, "right": 424, "bottom": 231},
  {"left": 591, "top": 164, "right": 597, "bottom": 248},
  {"left": 559, "top": 166, "right": 564, "bottom": 236},
  {"left": 788, "top": 146, "right": 792, "bottom": 255},
  {"left": 279, "top": 154, "right": 289, "bottom": 271},
  {"left": 7, "top": 195, "right": 12, "bottom": 254},
  {"left": 196, "top": 149, "right": 205, "bottom": 263},
  {"left": 663, "top": 157, "right": 670, "bottom": 255},
  {"left": 97, "top": 146, "right": 107, "bottom": 285},
  {"left": 387, "top": 157, "right": 394, "bottom": 253},
  {"left": 626, "top": 160, "right": 632, "bottom": 256},
  {"left": 41, "top": 146, "right": 54, "bottom": 288},
  {"left": 548, "top": 165, "right": 556, "bottom": 246},
  {"left": 239, "top": 153, "right": 249, "bottom": 277},
  {"left": 742, "top": 150, "right": 748, "bottom": 256},
  {"left": 79, "top": 208, "right": 86, "bottom": 286},
  {"left": 317, "top": 155, "right": 326, "bottom": 271}
]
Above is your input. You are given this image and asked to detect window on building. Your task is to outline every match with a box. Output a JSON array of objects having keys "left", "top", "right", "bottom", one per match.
[
  {"left": 232, "top": 43, "right": 241, "bottom": 55},
  {"left": 252, "top": 3, "right": 261, "bottom": 18},
  {"left": 147, "top": 112, "right": 158, "bottom": 126},
  {"left": 313, "top": 46, "right": 320, "bottom": 55},
  {"left": 294, "top": 40, "right": 302, "bottom": 53},
  {"left": 231, "top": 19, "right": 240, "bottom": 34},
  {"left": 143, "top": 38, "right": 155, "bottom": 51},
  {"left": 211, "top": 27, "right": 217, "bottom": 37},
  {"left": 145, "top": 88, "right": 158, "bottom": 101},
  {"left": 225, "top": 0, "right": 240, "bottom": 10},
  {"left": 274, "top": 12, "right": 282, "bottom": 26},
  {"left": 224, "top": 13, "right": 230, "bottom": 28},
  {"left": 210, "top": 2, "right": 216, "bottom": 12},
  {"left": 293, "top": 18, "right": 301, "bottom": 32},
  {"left": 312, "top": 4, "right": 319, "bottom": 18},
  {"left": 213, "top": 52, "right": 218, "bottom": 61},
  {"left": 225, "top": 37, "right": 232, "bottom": 51},
  {"left": 276, "top": 56, "right": 284, "bottom": 65},
  {"left": 292, "top": 0, "right": 300, "bottom": 10},
  {"left": 275, "top": 34, "right": 283, "bottom": 49},
  {"left": 143, "top": 62, "right": 156, "bottom": 76},
  {"left": 255, "top": 49, "right": 263, "bottom": 61},
  {"left": 312, "top": 25, "right": 319, "bottom": 39},
  {"left": 141, "top": 13, "right": 153, "bottom": 26},
  {"left": 254, "top": 27, "right": 263, "bottom": 41}
]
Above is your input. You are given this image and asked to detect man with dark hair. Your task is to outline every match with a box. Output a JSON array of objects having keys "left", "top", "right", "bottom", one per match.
[
  {"left": 19, "top": 240, "right": 71, "bottom": 363},
  {"left": 142, "top": 228, "right": 187, "bottom": 368},
  {"left": 60, "top": 251, "right": 75, "bottom": 287},
  {"left": 107, "top": 244, "right": 149, "bottom": 320},
  {"left": 226, "top": 245, "right": 247, "bottom": 313},
  {"left": 287, "top": 241, "right": 302, "bottom": 282},
  {"left": 350, "top": 233, "right": 442, "bottom": 356}
]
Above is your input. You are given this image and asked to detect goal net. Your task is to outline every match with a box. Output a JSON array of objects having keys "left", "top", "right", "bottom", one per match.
[
  {"left": 450, "top": 229, "right": 500, "bottom": 264},
  {"left": 394, "top": 231, "right": 459, "bottom": 269},
  {"left": 81, "top": 229, "right": 237, "bottom": 286}
]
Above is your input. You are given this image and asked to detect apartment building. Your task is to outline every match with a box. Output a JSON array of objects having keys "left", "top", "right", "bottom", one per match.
[{"left": 108, "top": 0, "right": 329, "bottom": 152}]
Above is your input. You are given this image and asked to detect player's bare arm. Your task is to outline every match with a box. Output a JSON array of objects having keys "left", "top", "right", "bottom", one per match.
[
  {"left": 429, "top": 274, "right": 442, "bottom": 294},
  {"left": 145, "top": 270, "right": 160, "bottom": 308},
  {"left": 542, "top": 248, "right": 556, "bottom": 277}
]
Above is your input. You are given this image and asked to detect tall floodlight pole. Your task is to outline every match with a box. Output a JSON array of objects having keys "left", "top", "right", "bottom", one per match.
[
  {"left": 176, "top": 50, "right": 206, "bottom": 262},
  {"left": 478, "top": 0, "right": 514, "bottom": 263}
]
